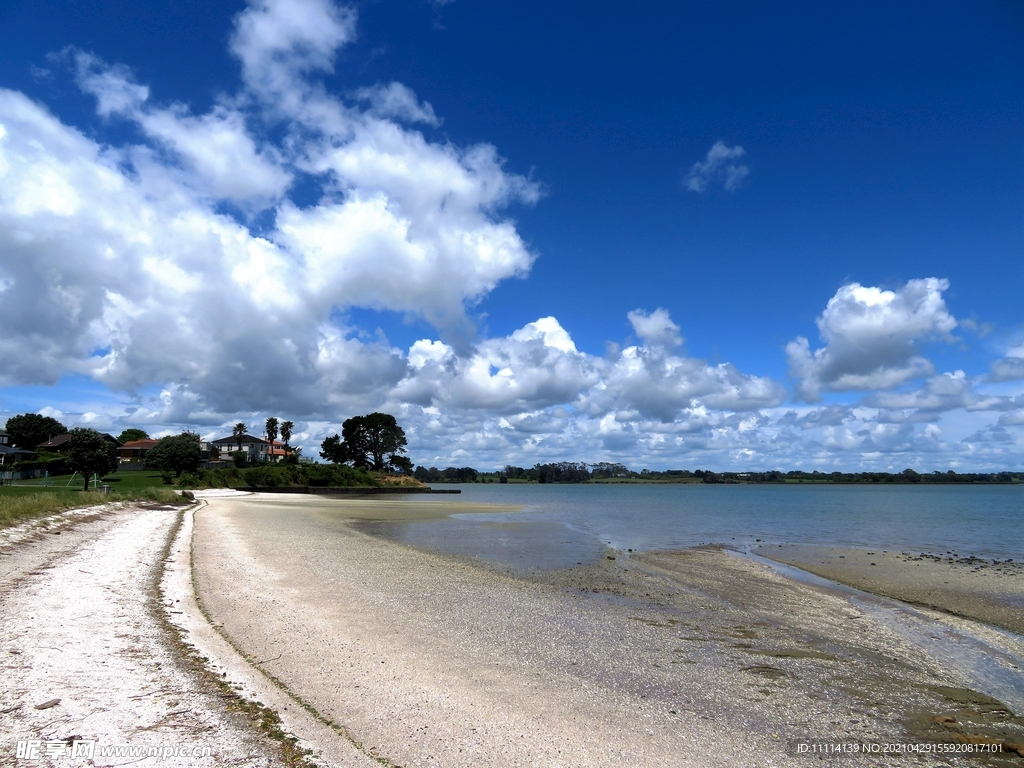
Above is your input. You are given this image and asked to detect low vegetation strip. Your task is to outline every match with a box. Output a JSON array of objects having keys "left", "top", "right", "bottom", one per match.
[
  {"left": 0, "top": 487, "right": 186, "bottom": 529},
  {"left": 177, "top": 463, "right": 393, "bottom": 490}
]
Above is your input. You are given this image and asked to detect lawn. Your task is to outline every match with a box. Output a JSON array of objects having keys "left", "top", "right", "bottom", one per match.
[
  {"left": 0, "top": 470, "right": 184, "bottom": 529},
  {"left": 8, "top": 470, "right": 169, "bottom": 490}
]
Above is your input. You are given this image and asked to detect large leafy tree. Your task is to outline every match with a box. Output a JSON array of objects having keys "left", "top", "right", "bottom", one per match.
[
  {"left": 117, "top": 428, "right": 149, "bottom": 443},
  {"left": 66, "top": 428, "right": 119, "bottom": 490},
  {"left": 145, "top": 432, "right": 202, "bottom": 477},
  {"left": 280, "top": 421, "right": 294, "bottom": 450},
  {"left": 5, "top": 413, "right": 67, "bottom": 449},
  {"left": 320, "top": 413, "right": 408, "bottom": 472}
]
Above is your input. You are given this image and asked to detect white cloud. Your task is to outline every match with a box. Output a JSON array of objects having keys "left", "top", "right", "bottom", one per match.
[
  {"left": 0, "top": 0, "right": 538, "bottom": 402},
  {"left": 627, "top": 308, "right": 682, "bottom": 349},
  {"left": 787, "top": 278, "right": 957, "bottom": 401},
  {"left": 998, "top": 410, "right": 1024, "bottom": 426},
  {"left": 866, "top": 370, "right": 1019, "bottom": 415},
  {"left": 74, "top": 50, "right": 292, "bottom": 206},
  {"left": 136, "top": 106, "right": 292, "bottom": 205},
  {"left": 230, "top": 0, "right": 356, "bottom": 95},
  {"left": 71, "top": 51, "right": 149, "bottom": 116},
  {"left": 989, "top": 342, "right": 1024, "bottom": 382},
  {"left": 354, "top": 82, "right": 441, "bottom": 127},
  {"left": 685, "top": 141, "right": 749, "bottom": 192}
]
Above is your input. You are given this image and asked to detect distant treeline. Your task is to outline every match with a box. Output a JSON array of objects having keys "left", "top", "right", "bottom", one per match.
[
  {"left": 412, "top": 463, "right": 1022, "bottom": 484},
  {"left": 413, "top": 466, "right": 481, "bottom": 483},
  {"left": 694, "top": 469, "right": 1021, "bottom": 484}
]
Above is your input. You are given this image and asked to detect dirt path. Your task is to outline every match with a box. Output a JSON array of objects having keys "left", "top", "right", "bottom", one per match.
[{"left": 0, "top": 502, "right": 286, "bottom": 767}]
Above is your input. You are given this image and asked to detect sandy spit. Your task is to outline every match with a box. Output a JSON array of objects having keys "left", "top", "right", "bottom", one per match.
[
  {"left": 191, "top": 493, "right": 1024, "bottom": 767},
  {"left": 0, "top": 500, "right": 291, "bottom": 767},
  {"left": 762, "top": 544, "right": 1024, "bottom": 636}
]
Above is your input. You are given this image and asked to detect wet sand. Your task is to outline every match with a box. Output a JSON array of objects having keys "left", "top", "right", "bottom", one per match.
[
  {"left": 762, "top": 544, "right": 1024, "bottom": 636},
  {"left": 191, "top": 493, "right": 1024, "bottom": 765}
]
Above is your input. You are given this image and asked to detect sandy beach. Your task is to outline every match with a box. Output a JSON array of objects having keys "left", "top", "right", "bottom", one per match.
[
  {"left": 190, "top": 493, "right": 1024, "bottom": 766},
  {"left": 2, "top": 493, "right": 1023, "bottom": 767}
]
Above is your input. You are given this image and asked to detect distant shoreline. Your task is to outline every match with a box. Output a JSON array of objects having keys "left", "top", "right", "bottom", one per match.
[
  {"left": 242, "top": 485, "right": 461, "bottom": 494},
  {"left": 433, "top": 477, "right": 1023, "bottom": 485}
]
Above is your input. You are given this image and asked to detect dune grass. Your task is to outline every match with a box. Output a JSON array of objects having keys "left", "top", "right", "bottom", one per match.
[{"left": 0, "top": 486, "right": 187, "bottom": 529}]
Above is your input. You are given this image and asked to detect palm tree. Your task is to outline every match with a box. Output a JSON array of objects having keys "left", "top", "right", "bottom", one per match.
[
  {"left": 280, "top": 421, "right": 294, "bottom": 452},
  {"left": 232, "top": 422, "right": 247, "bottom": 453},
  {"left": 265, "top": 417, "right": 279, "bottom": 463}
]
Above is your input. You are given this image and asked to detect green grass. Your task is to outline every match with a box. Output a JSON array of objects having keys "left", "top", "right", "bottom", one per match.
[
  {"left": 9, "top": 470, "right": 169, "bottom": 490},
  {"left": 0, "top": 482, "right": 187, "bottom": 529}
]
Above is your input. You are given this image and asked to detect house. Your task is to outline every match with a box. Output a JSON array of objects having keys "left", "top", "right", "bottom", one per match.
[
  {"left": 0, "top": 428, "right": 36, "bottom": 466},
  {"left": 0, "top": 444, "right": 37, "bottom": 464},
  {"left": 36, "top": 433, "right": 121, "bottom": 453},
  {"left": 208, "top": 435, "right": 293, "bottom": 463},
  {"left": 119, "top": 439, "right": 159, "bottom": 463},
  {"left": 210, "top": 434, "right": 272, "bottom": 463},
  {"left": 266, "top": 440, "right": 293, "bottom": 463}
]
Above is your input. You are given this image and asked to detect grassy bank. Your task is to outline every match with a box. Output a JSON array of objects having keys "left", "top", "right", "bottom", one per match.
[
  {"left": 177, "top": 463, "right": 384, "bottom": 490},
  {"left": 0, "top": 485, "right": 187, "bottom": 529}
]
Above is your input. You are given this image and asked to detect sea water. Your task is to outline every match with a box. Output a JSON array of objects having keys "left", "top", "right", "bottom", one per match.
[{"left": 368, "top": 483, "right": 1023, "bottom": 571}]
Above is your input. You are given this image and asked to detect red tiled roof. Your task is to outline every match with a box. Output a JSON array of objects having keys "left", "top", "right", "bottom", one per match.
[{"left": 121, "top": 439, "right": 159, "bottom": 449}]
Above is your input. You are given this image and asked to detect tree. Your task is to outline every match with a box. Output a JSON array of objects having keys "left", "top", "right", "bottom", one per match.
[
  {"left": 5, "top": 413, "right": 67, "bottom": 449},
  {"left": 144, "top": 433, "right": 202, "bottom": 477},
  {"left": 265, "top": 417, "right": 279, "bottom": 461},
  {"left": 280, "top": 421, "right": 294, "bottom": 450},
  {"left": 232, "top": 422, "right": 247, "bottom": 452},
  {"left": 390, "top": 455, "right": 413, "bottom": 474},
  {"left": 66, "top": 428, "right": 119, "bottom": 491},
  {"left": 117, "top": 428, "right": 149, "bottom": 444},
  {"left": 319, "top": 434, "right": 346, "bottom": 463},
  {"left": 319, "top": 412, "right": 408, "bottom": 472}
]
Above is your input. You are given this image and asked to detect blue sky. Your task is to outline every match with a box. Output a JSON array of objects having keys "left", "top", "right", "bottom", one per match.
[{"left": 0, "top": 0, "right": 1021, "bottom": 470}]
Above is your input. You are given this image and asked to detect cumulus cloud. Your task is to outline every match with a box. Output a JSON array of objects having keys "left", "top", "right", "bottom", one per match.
[
  {"left": 230, "top": 0, "right": 356, "bottom": 95},
  {"left": 989, "top": 342, "right": 1024, "bottom": 382},
  {"left": 0, "top": 0, "right": 540, "bottom": 403},
  {"left": 787, "top": 278, "right": 957, "bottom": 401},
  {"left": 866, "top": 370, "right": 1019, "bottom": 415},
  {"left": 389, "top": 311, "right": 784, "bottom": 423},
  {"left": 998, "top": 410, "right": 1024, "bottom": 426},
  {"left": 627, "top": 308, "right": 682, "bottom": 349},
  {"left": 685, "top": 141, "right": 749, "bottom": 192}
]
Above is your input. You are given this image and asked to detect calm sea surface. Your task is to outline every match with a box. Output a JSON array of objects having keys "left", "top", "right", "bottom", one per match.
[{"left": 367, "top": 483, "right": 1024, "bottom": 570}]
